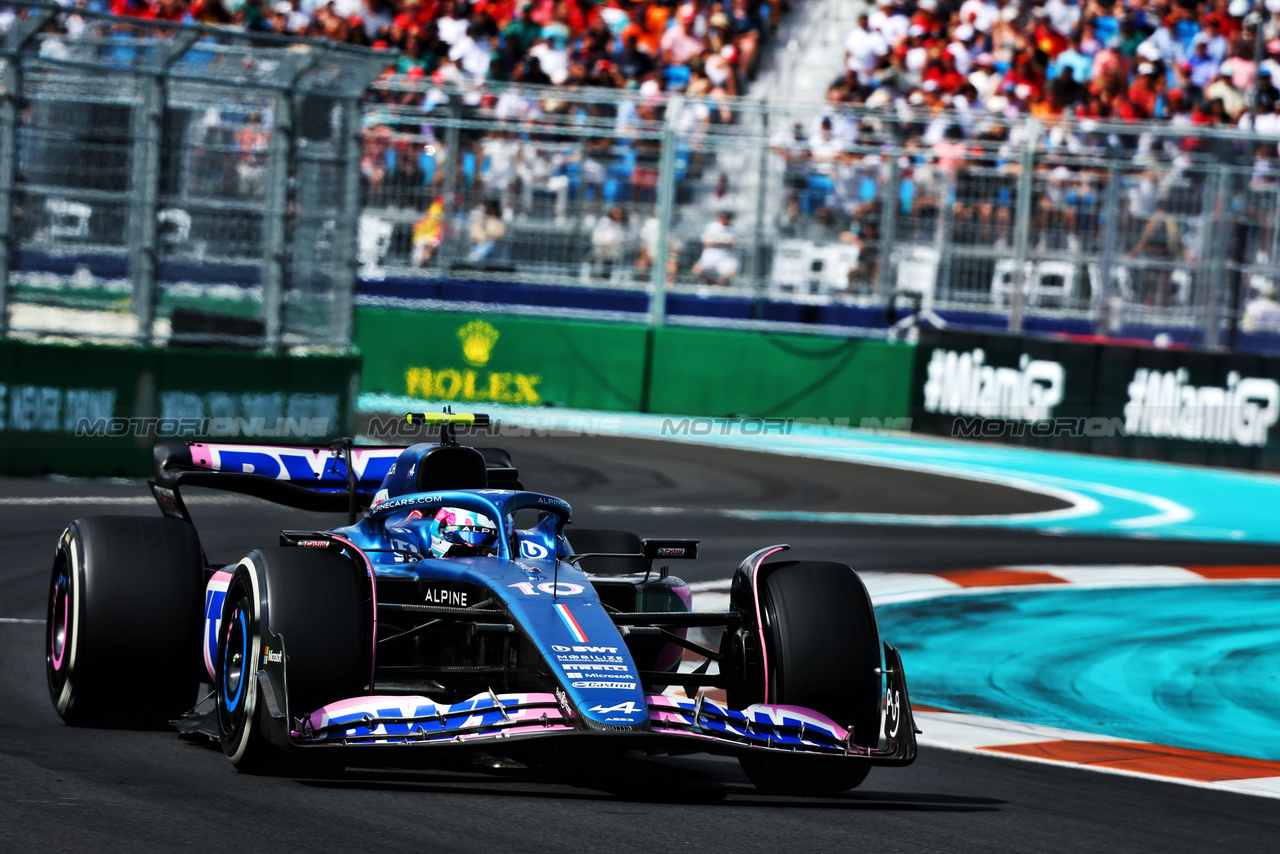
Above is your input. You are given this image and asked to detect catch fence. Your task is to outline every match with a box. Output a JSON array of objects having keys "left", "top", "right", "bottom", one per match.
[
  {"left": 3, "top": 10, "right": 1276, "bottom": 354},
  {"left": 360, "top": 81, "right": 1280, "bottom": 349},
  {"left": 0, "top": 1, "right": 389, "bottom": 348}
]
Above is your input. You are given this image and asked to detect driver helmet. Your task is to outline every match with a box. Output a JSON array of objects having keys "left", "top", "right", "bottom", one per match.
[{"left": 427, "top": 507, "right": 498, "bottom": 558}]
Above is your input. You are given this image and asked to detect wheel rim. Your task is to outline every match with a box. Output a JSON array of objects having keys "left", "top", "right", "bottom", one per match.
[
  {"left": 49, "top": 569, "right": 69, "bottom": 673},
  {"left": 47, "top": 560, "right": 72, "bottom": 706},
  {"left": 222, "top": 605, "right": 249, "bottom": 713},
  {"left": 215, "top": 578, "right": 260, "bottom": 760}
]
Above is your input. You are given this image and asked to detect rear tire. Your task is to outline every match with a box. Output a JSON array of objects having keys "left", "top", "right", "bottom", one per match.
[
  {"left": 215, "top": 547, "right": 366, "bottom": 775},
  {"left": 47, "top": 516, "right": 205, "bottom": 728},
  {"left": 736, "top": 561, "right": 881, "bottom": 796}
]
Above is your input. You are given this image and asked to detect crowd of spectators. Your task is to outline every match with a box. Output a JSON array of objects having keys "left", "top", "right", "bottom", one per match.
[
  {"left": 835, "top": 0, "right": 1280, "bottom": 130},
  {"left": 90, "top": 0, "right": 1280, "bottom": 300},
  {"left": 746, "top": 0, "right": 1280, "bottom": 300},
  {"left": 88, "top": 0, "right": 794, "bottom": 286},
  {"left": 97, "top": 0, "right": 781, "bottom": 99}
]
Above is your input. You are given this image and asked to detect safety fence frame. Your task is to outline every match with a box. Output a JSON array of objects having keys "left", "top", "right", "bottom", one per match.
[
  {"left": 0, "top": 1, "right": 391, "bottom": 350},
  {"left": 360, "top": 80, "right": 1280, "bottom": 352}
]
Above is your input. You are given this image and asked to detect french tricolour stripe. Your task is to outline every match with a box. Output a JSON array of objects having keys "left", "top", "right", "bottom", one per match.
[{"left": 554, "top": 603, "right": 588, "bottom": 643}]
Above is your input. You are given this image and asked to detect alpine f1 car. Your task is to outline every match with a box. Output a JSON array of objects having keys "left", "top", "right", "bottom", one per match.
[{"left": 46, "top": 412, "right": 917, "bottom": 795}]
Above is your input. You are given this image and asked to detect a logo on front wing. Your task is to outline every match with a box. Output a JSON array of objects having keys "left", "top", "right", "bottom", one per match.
[
  {"left": 589, "top": 701, "right": 642, "bottom": 714},
  {"left": 885, "top": 688, "right": 902, "bottom": 738}
]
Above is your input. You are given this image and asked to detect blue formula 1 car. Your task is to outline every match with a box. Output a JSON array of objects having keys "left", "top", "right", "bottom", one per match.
[{"left": 46, "top": 412, "right": 917, "bottom": 795}]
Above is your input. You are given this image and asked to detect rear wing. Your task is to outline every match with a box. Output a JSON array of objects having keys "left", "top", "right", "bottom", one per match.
[{"left": 150, "top": 439, "right": 520, "bottom": 521}]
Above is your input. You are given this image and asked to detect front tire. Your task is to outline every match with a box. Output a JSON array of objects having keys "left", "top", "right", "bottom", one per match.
[
  {"left": 215, "top": 547, "right": 367, "bottom": 774},
  {"left": 47, "top": 516, "right": 204, "bottom": 727},
  {"left": 736, "top": 560, "right": 882, "bottom": 795}
]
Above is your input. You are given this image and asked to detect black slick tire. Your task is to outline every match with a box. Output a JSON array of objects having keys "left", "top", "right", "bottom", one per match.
[
  {"left": 737, "top": 560, "right": 881, "bottom": 796},
  {"left": 47, "top": 516, "right": 204, "bottom": 727},
  {"left": 214, "top": 547, "right": 366, "bottom": 775}
]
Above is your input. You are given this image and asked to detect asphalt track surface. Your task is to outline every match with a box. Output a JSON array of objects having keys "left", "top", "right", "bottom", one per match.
[{"left": 4, "top": 435, "right": 1280, "bottom": 852}]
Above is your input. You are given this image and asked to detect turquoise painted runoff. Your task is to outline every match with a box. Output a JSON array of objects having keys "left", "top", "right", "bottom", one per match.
[
  {"left": 362, "top": 397, "right": 1280, "bottom": 543},
  {"left": 877, "top": 585, "right": 1280, "bottom": 760}
]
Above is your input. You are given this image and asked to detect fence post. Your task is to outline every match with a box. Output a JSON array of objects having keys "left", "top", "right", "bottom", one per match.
[
  {"left": 876, "top": 144, "right": 900, "bottom": 296},
  {"left": 261, "top": 47, "right": 324, "bottom": 351},
  {"left": 127, "top": 31, "right": 198, "bottom": 346},
  {"left": 1094, "top": 160, "right": 1121, "bottom": 335},
  {"left": 1008, "top": 118, "right": 1039, "bottom": 334},
  {"left": 935, "top": 170, "right": 955, "bottom": 301},
  {"left": 261, "top": 90, "right": 293, "bottom": 351},
  {"left": 1201, "top": 165, "right": 1230, "bottom": 350},
  {"left": 749, "top": 108, "right": 769, "bottom": 310},
  {"left": 127, "top": 77, "right": 163, "bottom": 344},
  {"left": 648, "top": 96, "right": 682, "bottom": 327},
  {"left": 329, "top": 97, "right": 364, "bottom": 348},
  {"left": 437, "top": 94, "right": 462, "bottom": 279},
  {"left": 0, "top": 8, "right": 55, "bottom": 336}
]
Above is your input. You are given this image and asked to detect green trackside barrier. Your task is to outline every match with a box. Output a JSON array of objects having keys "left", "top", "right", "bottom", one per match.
[
  {"left": 647, "top": 326, "right": 915, "bottom": 425},
  {"left": 355, "top": 308, "right": 651, "bottom": 411},
  {"left": 0, "top": 340, "right": 360, "bottom": 477},
  {"left": 356, "top": 307, "right": 914, "bottom": 426}
]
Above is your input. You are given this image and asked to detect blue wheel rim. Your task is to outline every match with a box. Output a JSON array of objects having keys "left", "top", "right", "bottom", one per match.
[{"left": 223, "top": 608, "right": 248, "bottom": 713}]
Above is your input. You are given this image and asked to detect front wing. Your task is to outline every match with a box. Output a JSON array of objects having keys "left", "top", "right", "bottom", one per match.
[{"left": 292, "top": 646, "right": 917, "bottom": 766}]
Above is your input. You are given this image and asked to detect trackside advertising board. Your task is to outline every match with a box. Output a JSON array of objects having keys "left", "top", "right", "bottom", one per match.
[
  {"left": 356, "top": 309, "right": 650, "bottom": 412},
  {"left": 647, "top": 326, "right": 913, "bottom": 422},
  {"left": 910, "top": 328, "right": 1280, "bottom": 470},
  {"left": 0, "top": 339, "right": 360, "bottom": 476},
  {"left": 357, "top": 308, "right": 915, "bottom": 424}
]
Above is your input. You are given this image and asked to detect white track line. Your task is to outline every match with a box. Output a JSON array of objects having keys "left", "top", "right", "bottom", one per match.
[{"left": 0, "top": 618, "right": 42, "bottom": 624}]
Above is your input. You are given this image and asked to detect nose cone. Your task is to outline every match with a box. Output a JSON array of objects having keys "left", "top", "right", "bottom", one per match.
[{"left": 502, "top": 587, "right": 650, "bottom": 730}]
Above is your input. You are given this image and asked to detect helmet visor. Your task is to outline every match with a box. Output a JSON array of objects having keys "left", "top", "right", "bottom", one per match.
[{"left": 437, "top": 522, "right": 497, "bottom": 549}]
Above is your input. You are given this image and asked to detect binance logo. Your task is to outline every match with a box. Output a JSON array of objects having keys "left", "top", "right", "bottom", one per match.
[{"left": 458, "top": 320, "right": 500, "bottom": 367}]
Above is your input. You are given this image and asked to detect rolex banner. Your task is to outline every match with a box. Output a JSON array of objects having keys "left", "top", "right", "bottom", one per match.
[
  {"left": 910, "top": 328, "right": 1280, "bottom": 470},
  {"left": 356, "top": 308, "right": 915, "bottom": 423},
  {"left": 356, "top": 309, "right": 651, "bottom": 412}
]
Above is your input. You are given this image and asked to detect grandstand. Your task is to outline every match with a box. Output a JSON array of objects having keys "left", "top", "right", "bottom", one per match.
[{"left": 7, "top": 0, "right": 1280, "bottom": 352}]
